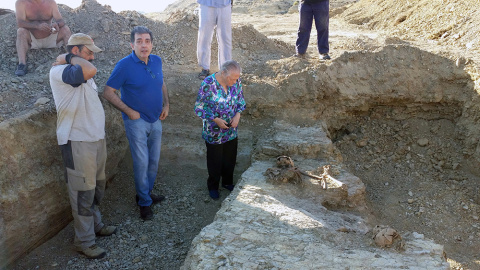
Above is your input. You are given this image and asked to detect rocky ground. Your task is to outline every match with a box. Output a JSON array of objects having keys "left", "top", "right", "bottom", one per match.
[
  {"left": 5, "top": 0, "right": 480, "bottom": 269},
  {"left": 11, "top": 153, "right": 241, "bottom": 270}
]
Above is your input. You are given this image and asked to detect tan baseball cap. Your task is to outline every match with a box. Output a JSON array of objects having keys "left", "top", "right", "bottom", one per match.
[{"left": 67, "top": 33, "right": 102, "bottom": 53}]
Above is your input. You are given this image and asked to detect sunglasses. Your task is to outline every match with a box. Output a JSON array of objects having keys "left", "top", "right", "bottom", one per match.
[{"left": 145, "top": 66, "right": 155, "bottom": 79}]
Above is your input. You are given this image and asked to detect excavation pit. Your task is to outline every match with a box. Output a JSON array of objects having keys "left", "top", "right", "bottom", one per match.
[
  {"left": 2, "top": 4, "right": 480, "bottom": 267},
  {"left": 180, "top": 45, "right": 480, "bottom": 269}
]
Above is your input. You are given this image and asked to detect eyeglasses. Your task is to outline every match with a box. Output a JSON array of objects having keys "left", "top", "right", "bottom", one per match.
[{"left": 145, "top": 66, "right": 155, "bottom": 79}]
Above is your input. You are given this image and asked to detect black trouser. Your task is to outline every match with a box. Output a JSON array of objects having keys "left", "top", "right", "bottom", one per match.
[{"left": 205, "top": 138, "right": 238, "bottom": 191}]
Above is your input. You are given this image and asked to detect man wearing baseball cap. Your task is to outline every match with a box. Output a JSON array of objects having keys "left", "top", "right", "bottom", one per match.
[{"left": 49, "top": 33, "right": 116, "bottom": 259}]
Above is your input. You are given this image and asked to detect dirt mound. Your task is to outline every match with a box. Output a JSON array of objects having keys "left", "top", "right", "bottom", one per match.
[
  {"left": 0, "top": 0, "right": 292, "bottom": 123},
  {"left": 0, "top": 8, "right": 13, "bottom": 16},
  {"left": 338, "top": 0, "right": 480, "bottom": 52},
  {"left": 0, "top": 0, "right": 141, "bottom": 121},
  {"left": 150, "top": 0, "right": 298, "bottom": 19}
]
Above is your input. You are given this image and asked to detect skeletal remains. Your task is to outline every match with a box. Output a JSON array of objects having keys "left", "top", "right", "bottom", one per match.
[
  {"left": 264, "top": 155, "right": 329, "bottom": 189},
  {"left": 372, "top": 225, "right": 402, "bottom": 248}
]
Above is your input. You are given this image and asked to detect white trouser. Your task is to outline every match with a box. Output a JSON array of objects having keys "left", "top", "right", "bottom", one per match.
[{"left": 197, "top": 4, "right": 232, "bottom": 70}]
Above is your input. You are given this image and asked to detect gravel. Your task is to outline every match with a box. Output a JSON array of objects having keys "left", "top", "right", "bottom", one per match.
[{"left": 12, "top": 160, "right": 238, "bottom": 270}]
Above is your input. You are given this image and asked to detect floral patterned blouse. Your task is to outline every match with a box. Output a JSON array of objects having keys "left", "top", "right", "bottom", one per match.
[{"left": 194, "top": 73, "right": 246, "bottom": 144}]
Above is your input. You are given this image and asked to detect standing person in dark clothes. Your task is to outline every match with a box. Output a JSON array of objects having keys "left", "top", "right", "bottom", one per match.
[{"left": 295, "top": 0, "right": 331, "bottom": 60}]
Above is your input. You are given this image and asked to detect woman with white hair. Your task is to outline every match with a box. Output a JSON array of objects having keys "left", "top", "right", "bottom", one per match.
[{"left": 194, "top": 60, "right": 246, "bottom": 199}]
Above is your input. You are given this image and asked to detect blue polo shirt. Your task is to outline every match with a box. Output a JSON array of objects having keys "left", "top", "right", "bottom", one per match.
[{"left": 106, "top": 51, "right": 164, "bottom": 123}]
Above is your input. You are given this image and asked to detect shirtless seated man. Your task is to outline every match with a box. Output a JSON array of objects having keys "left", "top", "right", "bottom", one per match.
[{"left": 15, "top": 0, "right": 71, "bottom": 76}]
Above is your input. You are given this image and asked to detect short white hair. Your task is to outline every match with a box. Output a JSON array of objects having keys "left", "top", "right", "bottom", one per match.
[{"left": 220, "top": 60, "right": 241, "bottom": 75}]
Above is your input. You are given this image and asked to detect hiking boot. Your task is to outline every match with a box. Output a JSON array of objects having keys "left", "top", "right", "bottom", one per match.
[
  {"left": 95, "top": 225, "right": 117, "bottom": 237},
  {"left": 222, "top": 184, "right": 235, "bottom": 192},
  {"left": 320, "top": 53, "right": 331, "bottom": 60},
  {"left": 15, "top": 63, "right": 27, "bottom": 76},
  {"left": 209, "top": 190, "right": 219, "bottom": 200},
  {"left": 150, "top": 193, "right": 165, "bottom": 204},
  {"left": 140, "top": 205, "right": 153, "bottom": 220},
  {"left": 198, "top": 69, "right": 210, "bottom": 80},
  {"left": 136, "top": 194, "right": 165, "bottom": 205},
  {"left": 77, "top": 244, "right": 106, "bottom": 259}
]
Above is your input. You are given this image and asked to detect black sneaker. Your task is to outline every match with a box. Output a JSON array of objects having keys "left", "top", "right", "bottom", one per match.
[
  {"left": 150, "top": 193, "right": 165, "bottom": 204},
  {"left": 140, "top": 206, "right": 153, "bottom": 220},
  {"left": 320, "top": 53, "right": 331, "bottom": 60},
  {"left": 136, "top": 194, "right": 165, "bottom": 205},
  {"left": 209, "top": 190, "right": 219, "bottom": 200},
  {"left": 15, "top": 63, "right": 27, "bottom": 76},
  {"left": 198, "top": 69, "right": 210, "bottom": 80}
]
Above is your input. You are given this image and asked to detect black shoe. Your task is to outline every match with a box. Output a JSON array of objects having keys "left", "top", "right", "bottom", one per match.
[
  {"left": 140, "top": 206, "right": 153, "bottom": 220},
  {"left": 222, "top": 184, "right": 235, "bottom": 191},
  {"left": 320, "top": 53, "right": 331, "bottom": 60},
  {"left": 209, "top": 190, "right": 219, "bottom": 200},
  {"left": 198, "top": 69, "right": 210, "bottom": 80},
  {"left": 150, "top": 193, "right": 165, "bottom": 204},
  {"left": 15, "top": 63, "right": 27, "bottom": 76},
  {"left": 136, "top": 194, "right": 165, "bottom": 205}
]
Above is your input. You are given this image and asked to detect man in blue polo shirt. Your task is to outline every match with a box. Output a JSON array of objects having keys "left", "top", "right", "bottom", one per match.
[{"left": 103, "top": 26, "right": 170, "bottom": 221}]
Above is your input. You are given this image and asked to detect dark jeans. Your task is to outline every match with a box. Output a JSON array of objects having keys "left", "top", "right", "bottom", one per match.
[
  {"left": 295, "top": 0, "right": 329, "bottom": 54},
  {"left": 205, "top": 138, "right": 238, "bottom": 191}
]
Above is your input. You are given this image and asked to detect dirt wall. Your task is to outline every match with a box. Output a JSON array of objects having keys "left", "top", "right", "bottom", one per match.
[
  {"left": 244, "top": 45, "right": 474, "bottom": 131},
  {"left": 0, "top": 103, "right": 127, "bottom": 269}
]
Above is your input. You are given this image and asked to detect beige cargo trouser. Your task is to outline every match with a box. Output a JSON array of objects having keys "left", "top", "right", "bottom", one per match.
[{"left": 60, "top": 139, "right": 107, "bottom": 249}]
